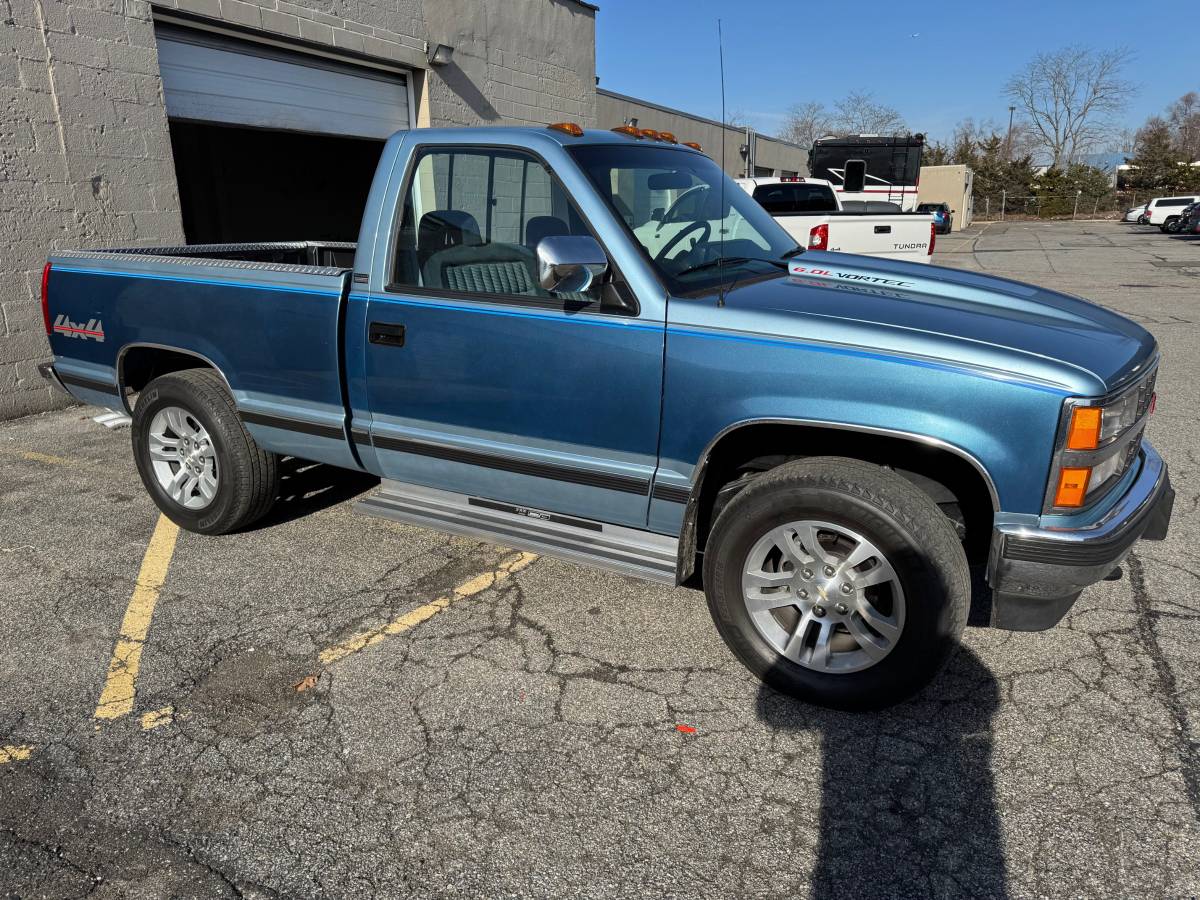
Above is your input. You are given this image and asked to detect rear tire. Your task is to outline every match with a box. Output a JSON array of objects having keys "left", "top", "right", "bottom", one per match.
[
  {"left": 702, "top": 457, "right": 970, "bottom": 710},
  {"left": 132, "top": 369, "right": 279, "bottom": 535}
]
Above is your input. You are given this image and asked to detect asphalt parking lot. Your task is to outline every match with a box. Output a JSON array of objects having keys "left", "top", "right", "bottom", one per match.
[{"left": 1, "top": 219, "right": 1198, "bottom": 899}]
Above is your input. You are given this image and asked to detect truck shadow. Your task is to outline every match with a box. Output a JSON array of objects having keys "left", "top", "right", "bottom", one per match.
[
  {"left": 755, "top": 646, "right": 1006, "bottom": 899},
  {"left": 246, "top": 458, "right": 379, "bottom": 530}
]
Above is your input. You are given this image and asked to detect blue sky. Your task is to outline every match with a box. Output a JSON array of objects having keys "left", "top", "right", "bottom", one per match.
[{"left": 594, "top": 0, "right": 1199, "bottom": 146}]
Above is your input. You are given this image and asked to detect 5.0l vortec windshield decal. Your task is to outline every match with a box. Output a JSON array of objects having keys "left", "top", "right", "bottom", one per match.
[{"left": 787, "top": 262, "right": 916, "bottom": 289}]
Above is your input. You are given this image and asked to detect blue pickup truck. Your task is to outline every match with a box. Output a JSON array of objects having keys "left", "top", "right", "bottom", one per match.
[{"left": 40, "top": 123, "right": 1173, "bottom": 709}]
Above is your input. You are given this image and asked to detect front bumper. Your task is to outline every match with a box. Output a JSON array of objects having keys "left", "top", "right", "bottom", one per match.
[{"left": 988, "top": 442, "right": 1173, "bottom": 631}]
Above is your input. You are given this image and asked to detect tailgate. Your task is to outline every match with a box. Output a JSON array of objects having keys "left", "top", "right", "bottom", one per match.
[{"left": 827, "top": 215, "right": 934, "bottom": 261}]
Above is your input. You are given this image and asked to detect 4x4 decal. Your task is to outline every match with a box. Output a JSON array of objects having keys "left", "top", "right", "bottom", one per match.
[{"left": 53, "top": 314, "right": 105, "bottom": 342}]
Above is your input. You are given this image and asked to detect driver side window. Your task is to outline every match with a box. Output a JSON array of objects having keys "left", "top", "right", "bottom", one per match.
[{"left": 391, "top": 147, "right": 602, "bottom": 304}]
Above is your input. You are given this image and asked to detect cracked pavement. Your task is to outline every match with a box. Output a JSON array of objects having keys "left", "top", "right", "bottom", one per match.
[{"left": 1, "top": 220, "right": 1198, "bottom": 898}]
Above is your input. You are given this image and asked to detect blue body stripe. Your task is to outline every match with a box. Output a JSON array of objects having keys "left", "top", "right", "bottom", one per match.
[
  {"left": 357, "top": 292, "right": 663, "bottom": 332},
  {"left": 666, "top": 325, "right": 1070, "bottom": 394},
  {"left": 51, "top": 265, "right": 342, "bottom": 297}
]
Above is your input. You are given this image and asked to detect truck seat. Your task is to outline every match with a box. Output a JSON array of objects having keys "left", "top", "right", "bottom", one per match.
[
  {"left": 524, "top": 215, "right": 569, "bottom": 252},
  {"left": 416, "top": 210, "right": 482, "bottom": 273},
  {"left": 422, "top": 242, "right": 538, "bottom": 295}
]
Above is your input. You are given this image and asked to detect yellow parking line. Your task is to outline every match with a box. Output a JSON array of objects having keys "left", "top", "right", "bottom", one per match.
[
  {"left": 94, "top": 515, "right": 180, "bottom": 721},
  {"left": 18, "top": 450, "right": 74, "bottom": 467},
  {"left": 319, "top": 551, "right": 538, "bottom": 665},
  {"left": 140, "top": 707, "right": 174, "bottom": 730},
  {"left": 0, "top": 745, "right": 34, "bottom": 764}
]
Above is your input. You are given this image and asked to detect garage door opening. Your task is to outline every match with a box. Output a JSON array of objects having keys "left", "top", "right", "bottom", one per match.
[
  {"left": 155, "top": 22, "right": 410, "bottom": 245},
  {"left": 169, "top": 121, "right": 383, "bottom": 244}
]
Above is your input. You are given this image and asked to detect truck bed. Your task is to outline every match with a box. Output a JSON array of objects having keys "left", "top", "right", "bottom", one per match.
[{"left": 45, "top": 241, "right": 361, "bottom": 470}]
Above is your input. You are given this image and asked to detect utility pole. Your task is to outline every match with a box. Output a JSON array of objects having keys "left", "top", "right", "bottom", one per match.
[{"left": 1005, "top": 105, "right": 1016, "bottom": 160}]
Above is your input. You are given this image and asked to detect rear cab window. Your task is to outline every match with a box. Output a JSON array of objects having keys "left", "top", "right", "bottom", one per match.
[{"left": 752, "top": 183, "right": 839, "bottom": 215}]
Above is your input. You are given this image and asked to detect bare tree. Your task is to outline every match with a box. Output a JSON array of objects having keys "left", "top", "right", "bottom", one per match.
[
  {"left": 724, "top": 108, "right": 750, "bottom": 128},
  {"left": 1005, "top": 46, "right": 1135, "bottom": 167},
  {"left": 781, "top": 100, "right": 833, "bottom": 148},
  {"left": 1167, "top": 91, "right": 1200, "bottom": 161},
  {"left": 831, "top": 91, "right": 906, "bottom": 134}
]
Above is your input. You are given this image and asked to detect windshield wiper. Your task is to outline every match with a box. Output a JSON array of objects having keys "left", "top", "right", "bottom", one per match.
[
  {"left": 780, "top": 245, "right": 805, "bottom": 260},
  {"left": 674, "top": 256, "right": 788, "bottom": 278}
]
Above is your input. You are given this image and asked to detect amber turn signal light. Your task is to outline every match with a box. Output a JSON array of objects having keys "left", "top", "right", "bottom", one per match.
[
  {"left": 1066, "top": 406, "right": 1102, "bottom": 450},
  {"left": 548, "top": 122, "right": 583, "bottom": 137},
  {"left": 1054, "top": 467, "right": 1091, "bottom": 507}
]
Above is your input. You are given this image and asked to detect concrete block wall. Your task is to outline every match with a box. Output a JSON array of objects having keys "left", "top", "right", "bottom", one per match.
[
  {"left": 1, "top": 0, "right": 597, "bottom": 420},
  {"left": 1, "top": 0, "right": 185, "bottom": 419}
]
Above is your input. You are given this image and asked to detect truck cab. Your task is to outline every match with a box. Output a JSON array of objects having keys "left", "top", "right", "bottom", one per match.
[{"left": 40, "top": 124, "right": 1174, "bottom": 709}]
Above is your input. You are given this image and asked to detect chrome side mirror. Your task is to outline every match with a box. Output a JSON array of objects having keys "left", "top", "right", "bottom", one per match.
[{"left": 536, "top": 235, "right": 608, "bottom": 294}]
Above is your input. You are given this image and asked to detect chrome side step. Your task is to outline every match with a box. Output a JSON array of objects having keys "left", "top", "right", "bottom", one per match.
[{"left": 355, "top": 481, "right": 679, "bottom": 585}]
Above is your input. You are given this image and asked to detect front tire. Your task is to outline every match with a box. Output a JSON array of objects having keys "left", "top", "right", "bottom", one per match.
[
  {"left": 702, "top": 457, "right": 970, "bottom": 710},
  {"left": 132, "top": 369, "right": 279, "bottom": 534}
]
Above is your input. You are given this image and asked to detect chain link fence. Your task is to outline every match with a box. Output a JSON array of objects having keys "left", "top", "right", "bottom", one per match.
[{"left": 973, "top": 191, "right": 1144, "bottom": 221}]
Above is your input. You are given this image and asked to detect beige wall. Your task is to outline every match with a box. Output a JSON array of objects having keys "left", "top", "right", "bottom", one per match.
[
  {"left": 596, "top": 89, "right": 808, "bottom": 179},
  {"left": 918, "top": 164, "right": 974, "bottom": 230}
]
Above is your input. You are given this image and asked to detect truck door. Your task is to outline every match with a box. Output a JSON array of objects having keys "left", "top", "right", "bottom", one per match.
[{"left": 360, "top": 146, "right": 664, "bottom": 530}]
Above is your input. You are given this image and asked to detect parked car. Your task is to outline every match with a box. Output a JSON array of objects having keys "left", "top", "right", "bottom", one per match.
[
  {"left": 39, "top": 123, "right": 1174, "bottom": 710},
  {"left": 1144, "top": 195, "right": 1200, "bottom": 228},
  {"left": 917, "top": 202, "right": 953, "bottom": 234},
  {"left": 1179, "top": 202, "right": 1200, "bottom": 235},
  {"left": 735, "top": 176, "right": 936, "bottom": 262},
  {"left": 1123, "top": 204, "right": 1147, "bottom": 223},
  {"left": 1164, "top": 202, "right": 1198, "bottom": 233}
]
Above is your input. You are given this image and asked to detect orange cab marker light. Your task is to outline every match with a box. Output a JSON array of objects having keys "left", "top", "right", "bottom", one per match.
[
  {"left": 683, "top": 141, "right": 703, "bottom": 151},
  {"left": 611, "top": 125, "right": 642, "bottom": 138},
  {"left": 639, "top": 128, "right": 661, "bottom": 141},
  {"left": 548, "top": 122, "right": 583, "bottom": 137},
  {"left": 1066, "top": 406, "right": 1102, "bottom": 450},
  {"left": 658, "top": 131, "right": 677, "bottom": 143},
  {"left": 1054, "top": 467, "right": 1091, "bottom": 508}
]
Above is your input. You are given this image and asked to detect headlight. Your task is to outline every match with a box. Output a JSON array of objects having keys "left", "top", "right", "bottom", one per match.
[{"left": 1047, "top": 365, "right": 1157, "bottom": 511}]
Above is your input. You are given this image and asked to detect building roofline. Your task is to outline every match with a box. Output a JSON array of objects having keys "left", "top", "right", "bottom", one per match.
[{"left": 595, "top": 88, "right": 805, "bottom": 150}]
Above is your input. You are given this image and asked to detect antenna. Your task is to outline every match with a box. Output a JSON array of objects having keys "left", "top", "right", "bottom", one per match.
[{"left": 717, "top": 19, "right": 727, "bottom": 307}]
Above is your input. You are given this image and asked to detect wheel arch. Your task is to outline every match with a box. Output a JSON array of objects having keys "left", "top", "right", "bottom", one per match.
[
  {"left": 675, "top": 418, "right": 999, "bottom": 586},
  {"left": 116, "top": 343, "right": 235, "bottom": 414}
]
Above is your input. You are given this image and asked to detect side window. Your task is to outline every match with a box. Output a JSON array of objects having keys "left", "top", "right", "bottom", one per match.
[{"left": 392, "top": 147, "right": 599, "bottom": 302}]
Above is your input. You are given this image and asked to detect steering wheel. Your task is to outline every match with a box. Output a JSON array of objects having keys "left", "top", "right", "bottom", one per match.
[{"left": 654, "top": 219, "right": 711, "bottom": 263}]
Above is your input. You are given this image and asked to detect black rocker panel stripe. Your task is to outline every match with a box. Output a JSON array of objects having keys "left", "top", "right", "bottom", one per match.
[
  {"left": 240, "top": 411, "right": 344, "bottom": 441},
  {"left": 371, "top": 433, "right": 650, "bottom": 495},
  {"left": 651, "top": 483, "right": 690, "bottom": 504},
  {"left": 58, "top": 371, "right": 119, "bottom": 394}
]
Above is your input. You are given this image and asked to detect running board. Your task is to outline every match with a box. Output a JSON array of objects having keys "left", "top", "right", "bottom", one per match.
[{"left": 355, "top": 481, "right": 679, "bottom": 585}]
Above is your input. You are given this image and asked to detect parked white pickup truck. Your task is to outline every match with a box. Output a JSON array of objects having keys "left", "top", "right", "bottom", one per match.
[{"left": 736, "top": 177, "right": 936, "bottom": 263}]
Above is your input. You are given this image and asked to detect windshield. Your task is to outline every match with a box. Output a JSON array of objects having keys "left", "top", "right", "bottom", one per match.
[{"left": 569, "top": 144, "right": 798, "bottom": 295}]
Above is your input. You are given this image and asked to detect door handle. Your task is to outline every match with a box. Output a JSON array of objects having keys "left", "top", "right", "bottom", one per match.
[
  {"left": 874, "top": 225, "right": 892, "bottom": 234},
  {"left": 369, "top": 322, "right": 405, "bottom": 347}
]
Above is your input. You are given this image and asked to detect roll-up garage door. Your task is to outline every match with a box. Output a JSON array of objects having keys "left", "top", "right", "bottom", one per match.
[{"left": 156, "top": 24, "right": 410, "bottom": 140}]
